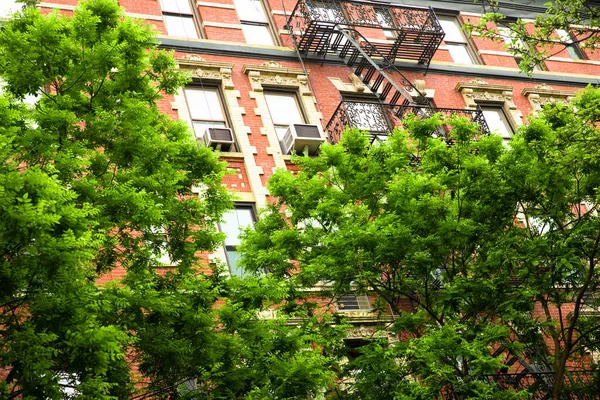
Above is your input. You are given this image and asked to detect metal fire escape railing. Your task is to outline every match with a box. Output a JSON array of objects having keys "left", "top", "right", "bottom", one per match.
[
  {"left": 287, "top": 0, "right": 490, "bottom": 143},
  {"left": 326, "top": 100, "right": 491, "bottom": 144},
  {"left": 287, "top": 0, "right": 443, "bottom": 114},
  {"left": 441, "top": 370, "right": 596, "bottom": 400},
  {"left": 287, "top": 0, "right": 444, "bottom": 65}
]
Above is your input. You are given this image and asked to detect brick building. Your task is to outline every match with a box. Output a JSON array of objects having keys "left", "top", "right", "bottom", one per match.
[{"left": 10, "top": 0, "right": 600, "bottom": 396}]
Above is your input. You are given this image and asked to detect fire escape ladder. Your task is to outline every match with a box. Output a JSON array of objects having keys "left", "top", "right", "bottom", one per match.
[{"left": 334, "top": 28, "right": 429, "bottom": 107}]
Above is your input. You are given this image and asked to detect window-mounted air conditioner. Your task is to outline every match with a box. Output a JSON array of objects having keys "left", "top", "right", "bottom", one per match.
[
  {"left": 204, "top": 127, "right": 235, "bottom": 152},
  {"left": 280, "top": 124, "right": 325, "bottom": 155},
  {"left": 337, "top": 294, "right": 371, "bottom": 312}
]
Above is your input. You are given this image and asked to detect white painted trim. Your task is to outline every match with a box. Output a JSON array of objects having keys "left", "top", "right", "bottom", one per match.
[
  {"left": 126, "top": 13, "right": 163, "bottom": 21},
  {"left": 197, "top": 1, "right": 236, "bottom": 10},
  {"left": 479, "top": 50, "right": 514, "bottom": 56},
  {"left": 38, "top": 2, "right": 76, "bottom": 11},
  {"left": 203, "top": 21, "right": 243, "bottom": 29}
]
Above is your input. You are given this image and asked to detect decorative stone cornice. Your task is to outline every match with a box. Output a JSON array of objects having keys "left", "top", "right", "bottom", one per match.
[
  {"left": 455, "top": 79, "right": 516, "bottom": 109},
  {"left": 347, "top": 325, "right": 399, "bottom": 343},
  {"left": 521, "top": 84, "right": 575, "bottom": 111},
  {"left": 243, "top": 61, "right": 311, "bottom": 95},
  {"left": 177, "top": 55, "right": 235, "bottom": 89}
]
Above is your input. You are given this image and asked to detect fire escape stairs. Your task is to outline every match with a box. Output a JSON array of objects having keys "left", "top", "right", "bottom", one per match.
[{"left": 333, "top": 28, "right": 429, "bottom": 108}]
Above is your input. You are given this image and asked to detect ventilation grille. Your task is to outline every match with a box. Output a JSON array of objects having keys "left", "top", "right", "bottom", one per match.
[
  {"left": 337, "top": 294, "right": 371, "bottom": 312},
  {"left": 294, "top": 124, "right": 322, "bottom": 138},
  {"left": 204, "top": 127, "right": 235, "bottom": 152},
  {"left": 207, "top": 127, "right": 234, "bottom": 142}
]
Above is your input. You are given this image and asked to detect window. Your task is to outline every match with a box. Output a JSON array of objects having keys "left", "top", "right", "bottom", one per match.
[
  {"left": 264, "top": 91, "right": 305, "bottom": 141},
  {"left": 344, "top": 338, "right": 371, "bottom": 362},
  {"left": 556, "top": 28, "right": 586, "bottom": 60},
  {"left": 234, "top": 0, "right": 275, "bottom": 46},
  {"left": 497, "top": 26, "right": 542, "bottom": 71},
  {"left": 184, "top": 86, "right": 229, "bottom": 137},
  {"left": 145, "top": 226, "right": 175, "bottom": 266},
  {"left": 439, "top": 16, "right": 477, "bottom": 64},
  {"left": 480, "top": 106, "right": 514, "bottom": 141},
  {"left": 219, "top": 205, "right": 255, "bottom": 277},
  {"left": 337, "top": 294, "right": 371, "bottom": 312},
  {"left": 375, "top": 7, "right": 396, "bottom": 39},
  {"left": 159, "top": 0, "right": 200, "bottom": 39}
]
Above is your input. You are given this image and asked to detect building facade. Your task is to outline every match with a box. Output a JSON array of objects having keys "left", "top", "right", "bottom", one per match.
[{"left": 14, "top": 0, "right": 600, "bottom": 396}]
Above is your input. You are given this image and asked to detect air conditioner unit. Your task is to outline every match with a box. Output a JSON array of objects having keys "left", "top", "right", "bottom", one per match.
[
  {"left": 204, "top": 127, "right": 235, "bottom": 152},
  {"left": 280, "top": 124, "right": 325, "bottom": 155},
  {"left": 337, "top": 294, "right": 371, "bottom": 312}
]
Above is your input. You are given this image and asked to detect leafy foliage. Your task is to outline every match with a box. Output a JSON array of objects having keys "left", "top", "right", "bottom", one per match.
[
  {"left": 241, "top": 94, "right": 600, "bottom": 399},
  {"left": 0, "top": 1, "right": 333, "bottom": 398}
]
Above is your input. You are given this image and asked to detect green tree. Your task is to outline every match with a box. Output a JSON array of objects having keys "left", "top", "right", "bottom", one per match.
[
  {"left": 469, "top": 0, "right": 600, "bottom": 74},
  {"left": 241, "top": 90, "right": 600, "bottom": 399},
  {"left": 0, "top": 1, "right": 332, "bottom": 398}
]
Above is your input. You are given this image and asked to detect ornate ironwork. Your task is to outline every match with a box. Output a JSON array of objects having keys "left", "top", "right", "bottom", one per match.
[
  {"left": 326, "top": 100, "right": 392, "bottom": 143},
  {"left": 442, "top": 371, "right": 597, "bottom": 400},
  {"left": 326, "top": 101, "right": 491, "bottom": 144},
  {"left": 393, "top": 105, "right": 491, "bottom": 135},
  {"left": 293, "top": 0, "right": 443, "bottom": 31},
  {"left": 288, "top": 0, "right": 444, "bottom": 65}
]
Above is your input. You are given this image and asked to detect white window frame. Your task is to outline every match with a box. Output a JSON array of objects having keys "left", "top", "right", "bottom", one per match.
[
  {"left": 439, "top": 16, "right": 478, "bottom": 64},
  {"left": 159, "top": 0, "right": 201, "bottom": 39},
  {"left": 234, "top": 0, "right": 276, "bottom": 46}
]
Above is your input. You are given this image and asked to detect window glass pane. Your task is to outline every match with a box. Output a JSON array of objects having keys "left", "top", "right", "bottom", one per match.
[
  {"left": 157, "top": 242, "right": 173, "bottom": 265},
  {"left": 193, "top": 121, "right": 227, "bottom": 139},
  {"left": 160, "top": 0, "right": 192, "bottom": 14},
  {"left": 185, "top": 88, "right": 225, "bottom": 121},
  {"left": 274, "top": 125, "right": 290, "bottom": 141},
  {"left": 439, "top": 18, "right": 465, "bottom": 43},
  {"left": 236, "top": 207, "right": 254, "bottom": 228},
  {"left": 497, "top": 26, "right": 525, "bottom": 49},
  {"left": 164, "top": 15, "right": 198, "bottom": 38},
  {"left": 447, "top": 44, "right": 474, "bottom": 64},
  {"left": 555, "top": 29, "right": 584, "bottom": 59},
  {"left": 482, "top": 108, "right": 512, "bottom": 140},
  {"left": 565, "top": 45, "right": 583, "bottom": 60},
  {"left": 241, "top": 23, "right": 274, "bottom": 46},
  {"left": 221, "top": 207, "right": 254, "bottom": 246},
  {"left": 226, "top": 250, "right": 247, "bottom": 277},
  {"left": 234, "top": 0, "right": 267, "bottom": 23},
  {"left": 264, "top": 93, "right": 303, "bottom": 125}
]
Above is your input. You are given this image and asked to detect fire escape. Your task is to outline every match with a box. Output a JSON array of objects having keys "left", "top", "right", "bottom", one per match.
[{"left": 287, "top": 0, "right": 489, "bottom": 143}]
